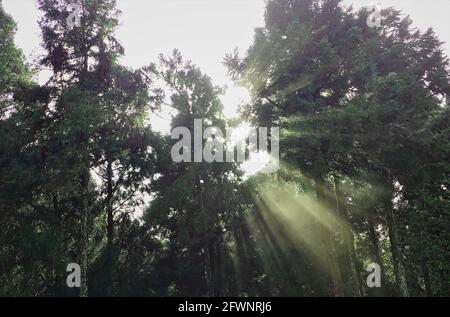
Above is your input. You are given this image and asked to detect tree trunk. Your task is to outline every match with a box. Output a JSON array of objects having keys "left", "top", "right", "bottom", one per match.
[
  {"left": 421, "top": 258, "right": 433, "bottom": 297},
  {"left": 79, "top": 169, "right": 89, "bottom": 297},
  {"left": 197, "top": 175, "right": 215, "bottom": 297},
  {"left": 367, "top": 214, "right": 387, "bottom": 296},
  {"left": 78, "top": 14, "right": 90, "bottom": 297},
  {"left": 384, "top": 192, "right": 409, "bottom": 297},
  {"left": 106, "top": 159, "right": 114, "bottom": 296},
  {"left": 106, "top": 160, "right": 114, "bottom": 251},
  {"left": 204, "top": 243, "right": 215, "bottom": 297},
  {"left": 334, "top": 176, "right": 364, "bottom": 296},
  {"left": 51, "top": 194, "right": 62, "bottom": 295},
  {"left": 315, "top": 177, "right": 344, "bottom": 297}
]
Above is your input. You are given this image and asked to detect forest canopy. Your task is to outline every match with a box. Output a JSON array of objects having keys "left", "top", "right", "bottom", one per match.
[{"left": 0, "top": 0, "right": 449, "bottom": 297}]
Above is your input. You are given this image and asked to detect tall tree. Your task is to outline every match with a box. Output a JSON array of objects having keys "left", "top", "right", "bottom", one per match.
[
  {"left": 226, "top": 0, "right": 450, "bottom": 296},
  {"left": 142, "top": 51, "right": 244, "bottom": 296},
  {"left": 37, "top": 0, "right": 159, "bottom": 296}
]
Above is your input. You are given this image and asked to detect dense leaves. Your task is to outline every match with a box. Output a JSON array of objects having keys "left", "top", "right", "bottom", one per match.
[{"left": 0, "top": 0, "right": 448, "bottom": 297}]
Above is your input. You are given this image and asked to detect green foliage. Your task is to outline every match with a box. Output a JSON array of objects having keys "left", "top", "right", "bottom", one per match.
[{"left": 1, "top": 0, "right": 448, "bottom": 297}]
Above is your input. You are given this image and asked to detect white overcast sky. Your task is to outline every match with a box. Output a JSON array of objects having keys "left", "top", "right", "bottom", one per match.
[{"left": 3, "top": 0, "right": 450, "bottom": 125}]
